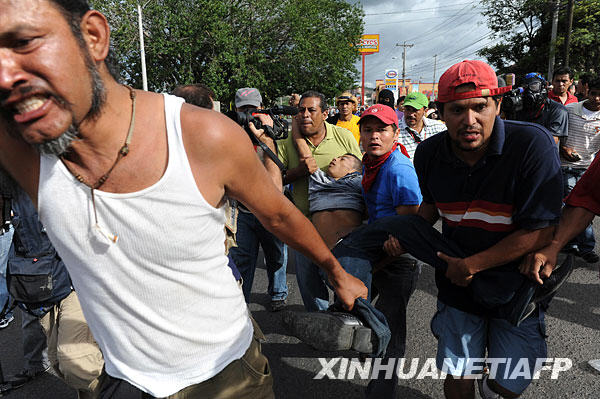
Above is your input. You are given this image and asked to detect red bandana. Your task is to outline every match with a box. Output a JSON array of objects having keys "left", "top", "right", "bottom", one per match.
[{"left": 362, "top": 142, "right": 410, "bottom": 192}]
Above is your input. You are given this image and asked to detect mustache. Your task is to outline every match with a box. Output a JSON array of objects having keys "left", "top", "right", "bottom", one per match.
[{"left": 0, "top": 85, "right": 73, "bottom": 109}]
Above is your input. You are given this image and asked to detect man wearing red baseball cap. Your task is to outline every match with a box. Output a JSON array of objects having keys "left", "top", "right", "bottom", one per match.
[
  {"left": 283, "top": 61, "right": 567, "bottom": 398},
  {"left": 411, "top": 60, "right": 564, "bottom": 399},
  {"left": 358, "top": 104, "right": 423, "bottom": 398}
]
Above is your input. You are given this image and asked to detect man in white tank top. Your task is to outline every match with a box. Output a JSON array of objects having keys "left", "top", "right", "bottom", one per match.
[{"left": 0, "top": 1, "right": 368, "bottom": 398}]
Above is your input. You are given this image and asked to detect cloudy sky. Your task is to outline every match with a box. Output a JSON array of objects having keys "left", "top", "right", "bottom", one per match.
[{"left": 350, "top": 0, "right": 498, "bottom": 87}]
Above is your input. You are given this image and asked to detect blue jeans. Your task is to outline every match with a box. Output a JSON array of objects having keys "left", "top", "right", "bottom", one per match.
[
  {"left": 295, "top": 243, "right": 376, "bottom": 311},
  {"left": 562, "top": 166, "right": 596, "bottom": 254},
  {"left": 0, "top": 225, "right": 14, "bottom": 319},
  {"left": 295, "top": 251, "right": 330, "bottom": 311},
  {"left": 229, "top": 211, "right": 288, "bottom": 302}
]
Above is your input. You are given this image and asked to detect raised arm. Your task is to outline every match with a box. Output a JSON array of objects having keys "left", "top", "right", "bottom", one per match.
[
  {"left": 282, "top": 117, "right": 318, "bottom": 185},
  {"left": 181, "top": 106, "right": 367, "bottom": 309}
]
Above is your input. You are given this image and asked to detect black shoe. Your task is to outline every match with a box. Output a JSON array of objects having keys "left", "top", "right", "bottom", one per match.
[
  {"left": 281, "top": 310, "right": 373, "bottom": 353},
  {"left": 580, "top": 251, "right": 599, "bottom": 264},
  {"left": 269, "top": 299, "right": 287, "bottom": 312},
  {"left": 8, "top": 367, "right": 49, "bottom": 389}
]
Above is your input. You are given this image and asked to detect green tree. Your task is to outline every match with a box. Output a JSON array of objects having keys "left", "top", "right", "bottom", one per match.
[
  {"left": 478, "top": 0, "right": 600, "bottom": 79},
  {"left": 90, "top": 0, "right": 364, "bottom": 105}
]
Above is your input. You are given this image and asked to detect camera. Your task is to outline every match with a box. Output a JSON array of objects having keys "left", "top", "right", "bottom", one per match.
[
  {"left": 502, "top": 74, "right": 548, "bottom": 118},
  {"left": 226, "top": 105, "right": 298, "bottom": 142},
  {"left": 502, "top": 88, "right": 524, "bottom": 114}
]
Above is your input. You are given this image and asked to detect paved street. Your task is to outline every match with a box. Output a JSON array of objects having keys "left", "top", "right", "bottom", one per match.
[{"left": 1, "top": 223, "right": 599, "bottom": 399}]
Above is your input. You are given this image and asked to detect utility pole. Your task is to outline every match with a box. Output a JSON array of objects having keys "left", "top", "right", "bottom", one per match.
[
  {"left": 396, "top": 41, "right": 414, "bottom": 96},
  {"left": 432, "top": 54, "right": 438, "bottom": 99},
  {"left": 564, "top": 0, "right": 575, "bottom": 67},
  {"left": 547, "top": 0, "right": 560, "bottom": 80},
  {"left": 137, "top": 1, "right": 152, "bottom": 91}
]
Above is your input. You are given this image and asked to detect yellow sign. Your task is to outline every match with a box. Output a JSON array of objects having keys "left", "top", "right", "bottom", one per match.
[{"left": 356, "top": 34, "right": 380, "bottom": 53}]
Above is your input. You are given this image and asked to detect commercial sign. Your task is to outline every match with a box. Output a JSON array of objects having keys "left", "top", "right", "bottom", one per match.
[
  {"left": 356, "top": 34, "right": 380, "bottom": 54},
  {"left": 384, "top": 69, "right": 399, "bottom": 89}
]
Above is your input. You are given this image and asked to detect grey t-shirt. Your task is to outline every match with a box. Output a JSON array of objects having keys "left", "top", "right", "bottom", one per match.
[{"left": 308, "top": 170, "right": 365, "bottom": 214}]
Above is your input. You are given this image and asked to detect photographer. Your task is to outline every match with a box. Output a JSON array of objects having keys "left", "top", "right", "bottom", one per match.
[
  {"left": 228, "top": 88, "right": 289, "bottom": 311},
  {"left": 504, "top": 73, "right": 569, "bottom": 146}
]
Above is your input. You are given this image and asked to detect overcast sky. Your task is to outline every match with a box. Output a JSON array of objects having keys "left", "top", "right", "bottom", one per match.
[{"left": 350, "top": 0, "right": 497, "bottom": 87}]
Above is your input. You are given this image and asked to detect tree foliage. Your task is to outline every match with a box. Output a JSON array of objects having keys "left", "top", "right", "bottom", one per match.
[
  {"left": 478, "top": 0, "right": 600, "bottom": 79},
  {"left": 90, "top": 0, "right": 364, "bottom": 105}
]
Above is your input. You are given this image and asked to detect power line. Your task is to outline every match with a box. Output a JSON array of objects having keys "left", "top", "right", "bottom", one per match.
[
  {"left": 365, "top": 11, "right": 483, "bottom": 26},
  {"left": 364, "top": 2, "right": 482, "bottom": 16},
  {"left": 403, "top": 1, "right": 478, "bottom": 45}
]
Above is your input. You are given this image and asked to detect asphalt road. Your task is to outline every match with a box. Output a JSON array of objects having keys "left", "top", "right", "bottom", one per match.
[{"left": 1, "top": 223, "right": 599, "bottom": 399}]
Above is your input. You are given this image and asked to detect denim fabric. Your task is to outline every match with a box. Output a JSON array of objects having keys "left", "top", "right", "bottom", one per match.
[
  {"left": 366, "top": 256, "right": 420, "bottom": 398},
  {"left": 431, "top": 300, "right": 547, "bottom": 395},
  {"left": 562, "top": 167, "right": 596, "bottom": 254},
  {"left": 0, "top": 225, "right": 14, "bottom": 318},
  {"left": 21, "top": 309, "right": 50, "bottom": 373},
  {"left": 352, "top": 298, "right": 390, "bottom": 358},
  {"left": 229, "top": 211, "right": 288, "bottom": 302},
  {"left": 294, "top": 251, "right": 330, "bottom": 311}
]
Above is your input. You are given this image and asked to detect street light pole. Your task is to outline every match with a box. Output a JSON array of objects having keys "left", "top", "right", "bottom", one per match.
[{"left": 137, "top": 2, "right": 150, "bottom": 91}]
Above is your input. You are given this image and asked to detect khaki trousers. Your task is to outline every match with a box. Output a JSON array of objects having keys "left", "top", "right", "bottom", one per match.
[
  {"left": 40, "top": 291, "right": 105, "bottom": 399},
  {"left": 99, "top": 316, "right": 274, "bottom": 399}
]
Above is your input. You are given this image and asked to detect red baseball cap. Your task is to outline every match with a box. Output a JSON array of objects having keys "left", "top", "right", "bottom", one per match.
[
  {"left": 437, "top": 60, "right": 511, "bottom": 103},
  {"left": 358, "top": 104, "right": 398, "bottom": 126}
]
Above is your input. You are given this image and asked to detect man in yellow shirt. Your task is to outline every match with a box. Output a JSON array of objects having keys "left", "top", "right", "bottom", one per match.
[{"left": 327, "top": 92, "right": 361, "bottom": 144}]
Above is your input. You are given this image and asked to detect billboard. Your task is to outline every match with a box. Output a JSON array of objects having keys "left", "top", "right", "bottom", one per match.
[{"left": 356, "top": 34, "right": 380, "bottom": 54}]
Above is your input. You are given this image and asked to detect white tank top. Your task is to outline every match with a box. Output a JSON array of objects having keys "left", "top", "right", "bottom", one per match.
[{"left": 37, "top": 94, "right": 253, "bottom": 397}]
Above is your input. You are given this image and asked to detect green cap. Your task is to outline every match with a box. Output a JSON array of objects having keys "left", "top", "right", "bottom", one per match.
[{"left": 403, "top": 92, "right": 429, "bottom": 110}]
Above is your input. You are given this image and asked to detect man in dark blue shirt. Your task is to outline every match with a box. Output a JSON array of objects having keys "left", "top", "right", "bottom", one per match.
[{"left": 413, "top": 60, "right": 562, "bottom": 399}]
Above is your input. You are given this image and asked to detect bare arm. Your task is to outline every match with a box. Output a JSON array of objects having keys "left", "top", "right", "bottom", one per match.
[
  {"left": 181, "top": 107, "right": 367, "bottom": 309},
  {"left": 520, "top": 206, "right": 595, "bottom": 284},
  {"left": 418, "top": 201, "right": 440, "bottom": 224},
  {"left": 282, "top": 117, "right": 317, "bottom": 185},
  {"left": 439, "top": 225, "right": 555, "bottom": 286},
  {"left": 292, "top": 119, "right": 313, "bottom": 160}
]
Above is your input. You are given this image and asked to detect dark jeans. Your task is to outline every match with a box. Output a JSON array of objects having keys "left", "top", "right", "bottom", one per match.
[
  {"left": 367, "top": 257, "right": 420, "bottom": 398},
  {"left": 336, "top": 214, "right": 531, "bottom": 310},
  {"left": 229, "top": 212, "right": 288, "bottom": 302},
  {"left": 331, "top": 228, "right": 421, "bottom": 398}
]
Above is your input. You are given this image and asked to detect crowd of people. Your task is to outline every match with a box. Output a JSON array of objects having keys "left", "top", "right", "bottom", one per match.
[{"left": 0, "top": 1, "right": 599, "bottom": 399}]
